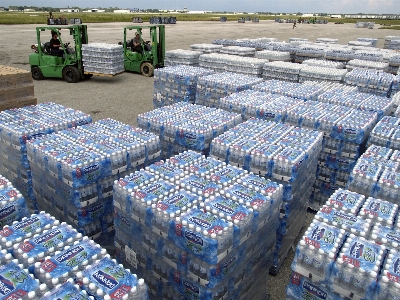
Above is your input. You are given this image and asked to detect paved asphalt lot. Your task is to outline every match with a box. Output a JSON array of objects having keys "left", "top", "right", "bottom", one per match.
[{"left": 1, "top": 20, "right": 399, "bottom": 299}]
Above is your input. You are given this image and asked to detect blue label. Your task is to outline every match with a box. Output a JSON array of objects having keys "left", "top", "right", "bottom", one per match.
[{"left": 92, "top": 270, "right": 119, "bottom": 289}]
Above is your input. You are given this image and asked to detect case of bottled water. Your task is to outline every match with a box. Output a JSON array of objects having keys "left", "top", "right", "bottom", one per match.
[
  {"left": 291, "top": 220, "right": 346, "bottom": 284},
  {"left": 331, "top": 234, "right": 385, "bottom": 299},
  {"left": 323, "top": 188, "right": 365, "bottom": 214},
  {"left": 82, "top": 43, "right": 124, "bottom": 75},
  {"left": 153, "top": 66, "right": 214, "bottom": 108},
  {"left": 113, "top": 152, "right": 279, "bottom": 299}
]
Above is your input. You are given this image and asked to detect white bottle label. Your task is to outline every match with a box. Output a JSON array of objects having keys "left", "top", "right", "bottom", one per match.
[{"left": 125, "top": 245, "right": 137, "bottom": 268}]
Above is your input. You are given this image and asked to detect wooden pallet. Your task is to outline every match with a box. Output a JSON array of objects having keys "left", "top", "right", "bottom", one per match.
[{"left": 84, "top": 71, "right": 124, "bottom": 77}]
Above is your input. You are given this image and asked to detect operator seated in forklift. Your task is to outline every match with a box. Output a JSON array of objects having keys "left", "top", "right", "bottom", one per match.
[
  {"left": 50, "top": 31, "right": 64, "bottom": 57},
  {"left": 131, "top": 32, "right": 143, "bottom": 54}
]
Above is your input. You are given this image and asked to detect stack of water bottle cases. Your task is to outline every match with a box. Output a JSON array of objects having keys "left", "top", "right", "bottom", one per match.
[
  {"left": 137, "top": 102, "right": 242, "bottom": 158},
  {"left": 287, "top": 144, "right": 400, "bottom": 300},
  {"left": 152, "top": 66, "right": 214, "bottom": 108},
  {"left": 25, "top": 118, "right": 161, "bottom": 244},
  {"left": 0, "top": 175, "right": 149, "bottom": 299},
  {"left": 209, "top": 118, "right": 323, "bottom": 274},
  {"left": 0, "top": 102, "right": 92, "bottom": 212},
  {"left": 82, "top": 43, "right": 124, "bottom": 75},
  {"left": 113, "top": 150, "right": 281, "bottom": 299}
]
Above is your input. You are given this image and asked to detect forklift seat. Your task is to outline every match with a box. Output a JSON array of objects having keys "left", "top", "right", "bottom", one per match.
[{"left": 43, "top": 42, "right": 51, "bottom": 54}]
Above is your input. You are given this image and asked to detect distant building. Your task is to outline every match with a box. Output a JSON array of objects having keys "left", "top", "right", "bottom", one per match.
[
  {"left": 330, "top": 14, "right": 342, "bottom": 18},
  {"left": 23, "top": 8, "right": 35, "bottom": 12},
  {"left": 0, "top": 7, "right": 4, "bottom": 11},
  {"left": 83, "top": 9, "right": 106, "bottom": 13},
  {"left": 114, "top": 9, "right": 131, "bottom": 13},
  {"left": 186, "top": 11, "right": 212, "bottom": 14},
  {"left": 60, "top": 8, "right": 80, "bottom": 12}
]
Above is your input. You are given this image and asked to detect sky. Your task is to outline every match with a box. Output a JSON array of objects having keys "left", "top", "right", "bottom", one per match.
[{"left": 2, "top": 0, "right": 400, "bottom": 14}]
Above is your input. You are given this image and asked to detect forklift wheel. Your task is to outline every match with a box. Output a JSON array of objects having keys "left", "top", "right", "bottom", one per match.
[
  {"left": 62, "top": 66, "right": 80, "bottom": 83},
  {"left": 140, "top": 62, "right": 154, "bottom": 77},
  {"left": 31, "top": 67, "right": 44, "bottom": 80}
]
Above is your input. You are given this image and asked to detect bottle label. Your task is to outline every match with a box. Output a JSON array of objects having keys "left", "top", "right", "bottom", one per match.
[{"left": 82, "top": 257, "right": 137, "bottom": 299}]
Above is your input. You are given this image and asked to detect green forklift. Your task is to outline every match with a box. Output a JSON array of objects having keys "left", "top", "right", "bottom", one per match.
[
  {"left": 29, "top": 25, "right": 90, "bottom": 83},
  {"left": 121, "top": 25, "right": 165, "bottom": 77}
]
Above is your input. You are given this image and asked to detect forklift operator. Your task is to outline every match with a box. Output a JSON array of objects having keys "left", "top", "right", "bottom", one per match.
[
  {"left": 131, "top": 32, "right": 143, "bottom": 54},
  {"left": 50, "top": 32, "right": 64, "bottom": 57}
]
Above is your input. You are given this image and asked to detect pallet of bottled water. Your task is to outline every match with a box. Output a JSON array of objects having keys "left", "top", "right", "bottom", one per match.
[
  {"left": 137, "top": 103, "right": 242, "bottom": 158},
  {"left": 348, "top": 40, "right": 373, "bottom": 47},
  {"left": 302, "top": 59, "right": 345, "bottom": 69},
  {"left": 346, "top": 59, "right": 389, "bottom": 72},
  {"left": 295, "top": 45, "right": 326, "bottom": 63},
  {"left": 0, "top": 103, "right": 92, "bottom": 211},
  {"left": 324, "top": 47, "right": 355, "bottom": 62},
  {"left": 317, "top": 89, "right": 394, "bottom": 120},
  {"left": 219, "top": 46, "right": 256, "bottom": 57},
  {"left": 345, "top": 68, "right": 395, "bottom": 96},
  {"left": 353, "top": 50, "right": 383, "bottom": 62},
  {"left": 26, "top": 119, "right": 161, "bottom": 241},
  {"left": 287, "top": 187, "right": 400, "bottom": 300},
  {"left": 289, "top": 38, "right": 309, "bottom": 43},
  {"left": 82, "top": 43, "right": 124, "bottom": 75},
  {"left": 255, "top": 50, "right": 291, "bottom": 61},
  {"left": 316, "top": 38, "right": 338, "bottom": 44},
  {"left": 367, "top": 116, "right": 400, "bottom": 149},
  {"left": 384, "top": 36, "right": 400, "bottom": 50},
  {"left": 346, "top": 144, "right": 400, "bottom": 204},
  {"left": 113, "top": 151, "right": 280, "bottom": 299},
  {"left": 209, "top": 119, "right": 323, "bottom": 274},
  {"left": 198, "top": 53, "right": 227, "bottom": 72},
  {"left": 299, "top": 66, "right": 348, "bottom": 83},
  {"left": 189, "top": 43, "right": 223, "bottom": 53},
  {"left": 358, "top": 38, "right": 378, "bottom": 47},
  {"left": 0, "top": 210, "right": 149, "bottom": 299},
  {"left": 153, "top": 65, "right": 214, "bottom": 108},
  {"left": 195, "top": 72, "right": 263, "bottom": 107},
  {"left": 164, "top": 49, "right": 203, "bottom": 67},
  {"left": 219, "top": 89, "right": 302, "bottom": 121},
  {"left": 262, "top": 61, "right": 305, "bottom": 82}
]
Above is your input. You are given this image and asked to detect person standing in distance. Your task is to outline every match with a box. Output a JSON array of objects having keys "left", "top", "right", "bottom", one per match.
[{"left": 293, "top": 20, "right": 297, "bottom": 29}]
